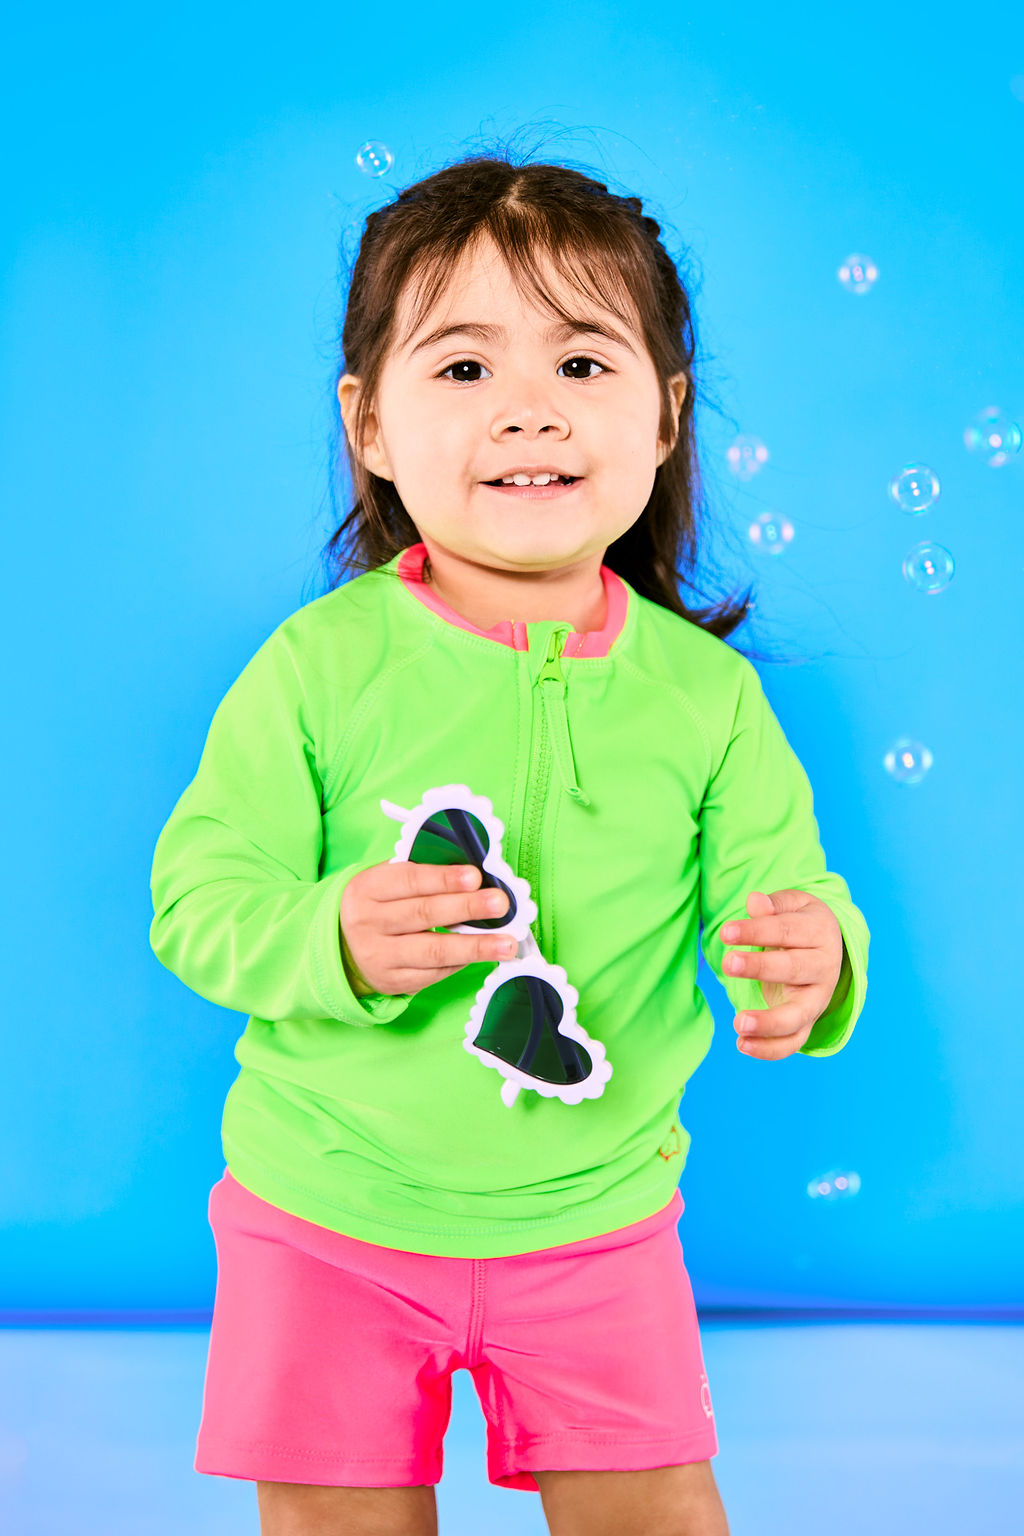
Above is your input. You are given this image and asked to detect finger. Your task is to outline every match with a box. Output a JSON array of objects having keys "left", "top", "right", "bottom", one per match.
[
  {"left": 399, "top": 927, "right": 518, "bottom": 974},
  {"left": 736, "top": 1032, "right": 810, "bottom": 1056},
  {"left": 721, "top": 915, "right": 821, "bottom": 947},
  {"left": 392, "top": 879, "right": 512, "bottom": 936},
  {"left": 367, "top": 859, "right": 480, "bottom": 898},
  {"left": 735, "top": 1022, "right": 811, "bottom": 1060},
  {"left": 382, "top": 890, "right": 511, "bottom": 936},
  {"left": 735, "top": 997, "right": 824, "bottom": 1040},
  {"left": 724, "top": 947, "right": 828, "bottom": 984},
  {"left": 371, "top": 861, "right": 492, "bottom": 932}
]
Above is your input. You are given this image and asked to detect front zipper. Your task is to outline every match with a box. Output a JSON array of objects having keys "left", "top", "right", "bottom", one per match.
[
  {"left": 537, "top": 627, "right": 591, "bottom": 808},
  {"left": 519, "top": 625, "right": 591, "bottom": 952}
]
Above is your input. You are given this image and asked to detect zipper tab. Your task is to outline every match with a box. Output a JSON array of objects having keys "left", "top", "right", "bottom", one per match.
[
  {"left": 538, "top": 626, "right": 591, "bottom": 807},
  {"left": 537, "top": 626, "right": 567, "bottom": 686}
]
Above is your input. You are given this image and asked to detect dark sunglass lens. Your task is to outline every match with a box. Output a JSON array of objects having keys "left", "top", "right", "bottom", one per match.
[
  {"left": 476, "top": 976, "right": 591, "bottom": 1085},
  {"left": 410, "top": 809, "right": 517, "bottom": 928},
  {"left": 410, "top": 809, "right": 489, "bottom": 867}
]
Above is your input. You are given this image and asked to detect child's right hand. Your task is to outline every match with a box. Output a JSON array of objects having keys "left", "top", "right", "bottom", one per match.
[{"left": 339, "top": 861, "right": 514, "bottom": 998}]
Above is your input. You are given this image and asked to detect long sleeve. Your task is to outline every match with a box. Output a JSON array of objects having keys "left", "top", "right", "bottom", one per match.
[
  {"left": 697, "top": 659, "right": 869, "bottom": 1057},
  {"left": 149, "top": 626, "right": 412, "bottom": 1029}
]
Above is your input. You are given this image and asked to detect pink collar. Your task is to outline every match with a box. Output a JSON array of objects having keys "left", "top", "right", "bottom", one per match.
[{"left": 395, "top": 543, "right": 628, "bottom": 658}]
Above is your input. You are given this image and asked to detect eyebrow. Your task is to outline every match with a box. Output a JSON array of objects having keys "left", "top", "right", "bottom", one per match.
[{"left": 406, "top": 318, "right": 637, "bottom": 359}]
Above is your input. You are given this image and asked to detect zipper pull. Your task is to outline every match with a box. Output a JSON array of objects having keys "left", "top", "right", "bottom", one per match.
[
  {"left": 537, "top": 626, "right": 591, "bottom": 806},
  {"left": 538, "top": 626, "right": 568, "bottom": 686}
]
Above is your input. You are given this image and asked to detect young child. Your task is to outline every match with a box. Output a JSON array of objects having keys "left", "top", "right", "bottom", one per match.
[{"left": 150, "top": 153, "right": 869, "bottom": 1536}]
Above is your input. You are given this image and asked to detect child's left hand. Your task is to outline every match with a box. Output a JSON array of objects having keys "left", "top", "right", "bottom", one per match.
[{"left": 720, "top": 890, "right": 845, "bottom": 1060}]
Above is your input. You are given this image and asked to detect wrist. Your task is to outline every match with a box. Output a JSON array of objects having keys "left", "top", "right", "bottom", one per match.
[{"left": 339, "top": 923, "right": 375, "bottom": 999}]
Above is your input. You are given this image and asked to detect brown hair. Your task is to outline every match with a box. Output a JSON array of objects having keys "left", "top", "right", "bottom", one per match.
[{"left": 318, "top": 147, "right": 774, "bottom": 661}]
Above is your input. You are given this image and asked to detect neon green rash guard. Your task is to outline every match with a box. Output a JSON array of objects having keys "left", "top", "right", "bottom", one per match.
[{"left": 150, "top": 542, "right": 869, "bottom": 1258}]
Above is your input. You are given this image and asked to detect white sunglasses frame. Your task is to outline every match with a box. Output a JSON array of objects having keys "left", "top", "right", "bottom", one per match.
[{"left": 380, "top": 783, "right": 613, "bottom": 1109}]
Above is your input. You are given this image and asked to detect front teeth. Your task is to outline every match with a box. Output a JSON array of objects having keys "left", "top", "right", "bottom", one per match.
[{"left": 503, "top": 473, "right": 562, "bottom": 485}]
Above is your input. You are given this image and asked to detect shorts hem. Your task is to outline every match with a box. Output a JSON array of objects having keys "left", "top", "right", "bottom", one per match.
[
  {"left": 491, "top": 1424, "right": 720, "bottom": 1492},
  {"left": 194, "top": 1439, "right": 442, "bottom": 1487}
]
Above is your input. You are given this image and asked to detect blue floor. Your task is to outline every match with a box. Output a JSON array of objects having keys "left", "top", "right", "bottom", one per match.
[{"left": 1, "top": 1323, "right": 1020, "bottom": 1534}]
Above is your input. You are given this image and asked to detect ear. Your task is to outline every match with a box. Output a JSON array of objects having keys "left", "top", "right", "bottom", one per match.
[
  {"left": 657, "top": 373, "right": 689, "bottom": 465},
  {"left": 336, "top": 374, "right": 394, "bottom": 482}
]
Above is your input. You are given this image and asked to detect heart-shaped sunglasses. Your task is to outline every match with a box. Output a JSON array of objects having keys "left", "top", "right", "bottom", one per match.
[{"left": 381, "top": 784, "right": 613, "bottom": 1109}]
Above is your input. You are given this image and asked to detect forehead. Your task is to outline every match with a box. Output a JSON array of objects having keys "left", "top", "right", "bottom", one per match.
[{"left": 394, "top": 231, "right": 642, "bottom": 351}]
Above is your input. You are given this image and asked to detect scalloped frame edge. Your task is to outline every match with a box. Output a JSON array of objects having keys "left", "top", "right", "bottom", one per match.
[
  {"left": 381, "top": 782, "right": 613, "bottom": 1109},
  {"left": 381, "top": 783, "right": 537, "bottom": 939},
  {"left": 464, "top": 950, "right": 614, "bottom": 1107}
]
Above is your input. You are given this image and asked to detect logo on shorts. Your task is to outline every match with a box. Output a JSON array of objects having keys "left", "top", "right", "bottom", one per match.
[
  {"left": 699, "top": 1372, "right": 714, "bottom": 1420},
  {"left": 657, "top": 1124, "right": 682, "bottom": 1161}
]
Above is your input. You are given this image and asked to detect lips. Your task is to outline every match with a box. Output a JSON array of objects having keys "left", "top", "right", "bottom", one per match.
[
  {"left": 482, "top": 478, "right": 584, "bottom": 500},
  {"left": 483, "top": 475, "right": 579, "bottom": 486}
]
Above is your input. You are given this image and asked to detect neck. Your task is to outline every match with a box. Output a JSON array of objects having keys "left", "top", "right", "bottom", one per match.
[{"left": 421, "top": 546, "right": 608, "bottom": 633}]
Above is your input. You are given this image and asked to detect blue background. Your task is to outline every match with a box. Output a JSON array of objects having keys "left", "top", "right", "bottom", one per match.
[{"left": 3, "top": 1, "right": 1022, "bottom": 1319}]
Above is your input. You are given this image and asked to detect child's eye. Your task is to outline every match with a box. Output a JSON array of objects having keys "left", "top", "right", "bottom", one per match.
[{"left": 438, "top": 355, "right": 608, "bottom": 384}]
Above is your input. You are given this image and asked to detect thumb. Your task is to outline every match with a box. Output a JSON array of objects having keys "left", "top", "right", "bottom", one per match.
[{"left": 746, "top": 890, "right": 777, "bottom": 917}]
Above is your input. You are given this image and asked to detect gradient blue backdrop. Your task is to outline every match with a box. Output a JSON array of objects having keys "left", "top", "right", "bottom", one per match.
[{"left": 3, "top": 2, "right": 1022, "bottom": 1318}]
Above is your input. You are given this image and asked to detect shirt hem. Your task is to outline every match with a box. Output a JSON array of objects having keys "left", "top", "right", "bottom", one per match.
[{"left": 221, "top": 1139, "right": 685, "bottom": 1257}]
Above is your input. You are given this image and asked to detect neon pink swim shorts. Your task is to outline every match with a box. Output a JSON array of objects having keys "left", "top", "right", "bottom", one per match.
[{"left": 194, "top": 1168, "right": 719, "bottom": 1491}]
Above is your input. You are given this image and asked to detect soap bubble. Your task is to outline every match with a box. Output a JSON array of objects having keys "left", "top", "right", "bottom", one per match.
[
  {"left": 963, "top": 406, "right": 1022, "bottom": 467},
  {"left": 747, "top": 510, "right": 794, "bottom": 556},
  {"left": 807, "top": 1169, "right": 861, "bottom": 1201},
  {"left": 837, "top": 253, "right": 879, "bottom": 294},
  {"left": 883, "top": 737, "right": 933, "bottom": 785},
  {"left": 889, "top": 464, "right": 940, "bottom": 514},
  {"left": 902, "top": 541, "right": 954, "bottom": 594},
  {"left": 726, "top": 434, "right": 770, "bottom": 480},
  {"left": 355, "top": 141, "right": 394, "bottom": 177}
]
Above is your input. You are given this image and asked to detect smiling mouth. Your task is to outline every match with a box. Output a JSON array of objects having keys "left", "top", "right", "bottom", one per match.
[
  {"left": 481, "top": 476, "right": 583, "bottom": 500},
  {"left": 483, "top": 475, "right": 580, "bottom": 486}
]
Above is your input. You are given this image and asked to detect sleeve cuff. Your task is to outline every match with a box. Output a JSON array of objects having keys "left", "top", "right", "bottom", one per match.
[
  {"left": 799, "top": 927, "right": 860, "bottom": 1057},
  {"left": 307, "top": 862, "right": 413, "bottom": 1028}
]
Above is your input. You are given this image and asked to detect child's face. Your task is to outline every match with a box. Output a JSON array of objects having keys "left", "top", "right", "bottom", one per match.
[{"left": 338, "top": 233, "right": 686, "bottom": 583}]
